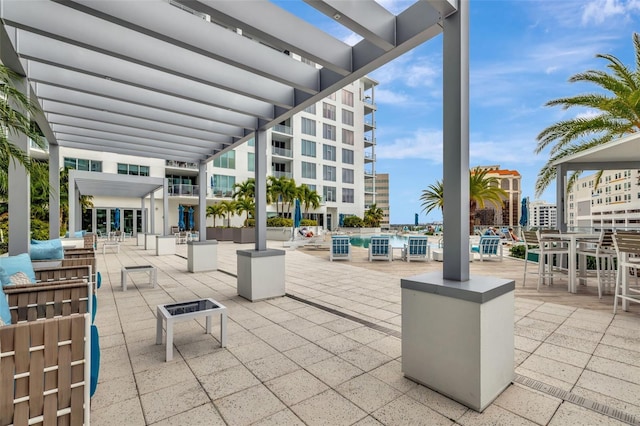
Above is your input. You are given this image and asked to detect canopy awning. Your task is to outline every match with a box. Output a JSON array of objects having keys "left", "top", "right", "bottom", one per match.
[{"left": 552, "top": 133, "right": 640, "bottom": 171}]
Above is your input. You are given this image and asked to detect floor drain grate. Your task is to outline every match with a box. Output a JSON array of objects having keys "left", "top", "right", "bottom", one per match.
[{"left": 514, "top": 373, "right": 639, "bottom": 425}]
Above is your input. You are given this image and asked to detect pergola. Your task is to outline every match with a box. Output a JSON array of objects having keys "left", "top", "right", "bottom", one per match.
[{"left": 553, "top": 132, "right": 640, "bottom": 231}]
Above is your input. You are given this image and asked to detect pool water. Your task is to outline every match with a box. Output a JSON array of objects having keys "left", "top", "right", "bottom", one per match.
[{"left": 349, "top": 235, "right": 412, "bottom": 249}]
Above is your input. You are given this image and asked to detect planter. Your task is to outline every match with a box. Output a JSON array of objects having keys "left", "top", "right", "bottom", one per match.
[
  {"left": 219, "top": 228, "right": 234, "bottom": 241},
  {"left": 206, "top": 227, "right": 222, "bottom": 240},
  {"left": 233, "top": 227, "right": 256, "bottom": 244},
  {"left": 266, "top": 227, "right": 292, "bottom": 241}
]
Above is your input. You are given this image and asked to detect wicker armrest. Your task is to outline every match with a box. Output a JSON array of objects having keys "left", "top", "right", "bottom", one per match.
[{"left": 34, "top": 265, "right": 92, "bottom": 282}]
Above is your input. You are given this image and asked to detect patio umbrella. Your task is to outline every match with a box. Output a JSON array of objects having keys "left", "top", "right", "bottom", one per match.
[
  {"left": 188, "top": 207, "right": 194, "bottom": 230},
  {"left": 178, "top": 205, "right": 185, "bottom": 230},
  {"left": 519, "top": 198, "right": 528, "bottom": 228},
  {"left": 293, "top": 199, "right": 302, "bottom": 229},
  {"left": 113, "top": 208, "right": 120, "bottom": 231},
  {"left": 339, "top": 213, "right": 345, "bottom": 228}
]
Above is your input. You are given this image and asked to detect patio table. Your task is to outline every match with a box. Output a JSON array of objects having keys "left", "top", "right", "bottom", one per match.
[{"left": 540, "top": 232, "right": 600, "bottom": 293}]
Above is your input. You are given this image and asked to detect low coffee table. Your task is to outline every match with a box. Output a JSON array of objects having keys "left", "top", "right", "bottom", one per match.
[
  {"left": 156, "top": 298, "right": 227, "bottom": 362},
  {"left": 121, "top": 265, "right": 157, "bottom": 291}
]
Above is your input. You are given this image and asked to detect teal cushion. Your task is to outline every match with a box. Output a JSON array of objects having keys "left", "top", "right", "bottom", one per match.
[
  {"left": 0, "top": 253, "right": 36, "bottom": 286},
  {"left": 30, "top": 239, "right": 64, "bottom": 260},
  {"left": 0, "top": 266, "right": 9, "bottom": 285},
  {"left": 0, "top": 285, "right": 11, "bottom": 325}
]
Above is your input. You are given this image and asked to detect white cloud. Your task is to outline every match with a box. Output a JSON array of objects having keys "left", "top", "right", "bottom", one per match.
[
  {"left": 341, "top": 32, "right": 362, "bottom": 47},
  {"left": 376, "top": 129, "right": 443, "bottom": 161},
  {"left": 373, "top": 88, "right": 412, "bottom": 105},
  {"left": 582, "top": 0, "right": 626, "bottom": 25},
  {"left": 575, "top": 109, "right": 602, "bottom": 120}
]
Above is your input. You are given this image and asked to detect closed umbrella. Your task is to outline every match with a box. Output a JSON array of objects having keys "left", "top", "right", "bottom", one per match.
[
  {"left": 519, "top": 198, "right": 528, "bottom": 228},
  {"left": 188, "top": 207, "right": 195, "bottom": 230},
  {"left": 178, "top": 205, "right": 185, "bottom": 230},
  {"left": 339, "top": 214, "right": 345, "bottom": 228},
  {"left": 113, "top": 208, "right": 120, "bottom": 231},
  {"left": 294, "top": 199, "right": 302, "bottom": 229}
]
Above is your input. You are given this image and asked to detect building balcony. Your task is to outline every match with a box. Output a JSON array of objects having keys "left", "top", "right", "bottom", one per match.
[
  {"left": 169, "top": 184, "right": 200, "bottom": 197},
  {"left": 272, "top": 146, "right": 293, "bottom": 158},
  {"left": 364, "top": 152, "right": 375, "bottom": 163},
  {"left": 364, "top": 118, "right": 375, "bottom": 130},
  {"left": 364, "top": 170, "right": 375, "bottom": 178},
  {"left": 166, "top": 160, "right": 198, "bottom": 170},
  {"left": 210, "top": 187, "right": 234, "bottom": 198},
  {"left": 363, "top": 96, "right": 377, "bottom": 110},
  {"left": 272, "top": 171, "right": 292, "bottom": 179},
  {"left": 364, "top": 136, "right": 376, "bottom": 147},
  {"left": 273, "top": 124, "right": 292, "bottom": 135},
  {"left": 364, "top": 186, "right": 375, "bottom": 194}
]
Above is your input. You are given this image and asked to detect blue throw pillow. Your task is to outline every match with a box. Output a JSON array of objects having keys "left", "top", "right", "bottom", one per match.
[
  {"left": 30, "top": 239, "right": 64, "bottom": 261},
  {"left": 0, "top": 253, "right": 36, "bottom": 286},
  {"left": 0, "top": 285, "right": 11, "bottom": 325}
]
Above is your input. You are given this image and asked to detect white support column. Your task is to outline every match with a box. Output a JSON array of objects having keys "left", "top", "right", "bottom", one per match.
[
  {"left": 68, "top": 170, "right": 77, "bottom": 236},
  {"left": 556, "top": 164, "right": 567, "bottom": 232},
  {"left": 198, "top": 161, "right": 207, "bottom": 241},
  {"left": 254, "top": 129, "right": 267, "bottom": 251},
  {"left": 442, "top": 0, "right": 470, "bottom": 281},
  {"left": 163, "top": 178, "right": 169, "bottom": 235},
  {"left": 141, "top": 196, "right": 147, "bottom": 233},
  {"left": 49, "top": 144, "right": 61, "bottom": 239},
  {"left": 150, "top": 191, "right": 155, "bottom": 234},
  {"left": 7, "top": 74, "right": 30, "bottom": 255}
]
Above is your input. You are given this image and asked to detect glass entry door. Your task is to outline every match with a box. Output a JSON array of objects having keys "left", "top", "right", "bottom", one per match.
[
  {"left": 124, "top": 210, "right": 134, "bottom": 235},
  {"left": 96, "top": 209, "right": 108, "bottom": 235}
]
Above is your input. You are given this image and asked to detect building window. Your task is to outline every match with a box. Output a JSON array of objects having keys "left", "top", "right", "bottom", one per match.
[
  {"left": 342, "top": 149, "right": 354, "bottom": 164},
  {"left": 301, "top": 117, "right": 316, "bottom": 136},
  {"left": 326, "top": 92, "right": 336, "bottom": 101},
  {"left": 248, "top": 152, "right": 254, "bottom": 172},
  {"left": 301, "top": 139, "right": 316, "bottom": 157},
  {"left": 323, "top": 144, "right": 336, "bottom": 161},
  {"left": 301, "top": 161, "right": 316, "bottom": 179},
  {"left": 304, "top": 104, "right": 316, "bottom": 114},
  {"left": 64, "top": 157, "right": 102, "bottom": 172},
  {"left": 342, "top": 129, "right": 354, "bottom": 145},
  {"left": 247, "top": 138, "right": 255, "bottom": 147},
  {"left": 323, "top": 165, "right": 336, "bottom": 182},
  {"left": 212, "top": 175, "right": 235, "bottom": 197},
  {"left": 342, "top": 168, "right": 354, "bottom": 183},
  {"left": 117, "top": 163, "right": 149, "bottom": 176},
  {"left": 213, "top": 151, "right": 235, "bottom": 169},
  {"left": 323, "top": 102, "right": 336, "bottom": 120},
  {"left": 342, "top": 90, "right": 354, "bottom": 107},
  {"left": 323, "top": 123, "right": 336, "bottom": 141},
  {"left": 306, "top": 184, "right": 316, "bottom": 192},
  {"left": 323, "top": 186, "right": 336, "bottom": 202},
  {"left": 342, "top": 188, "right": 354, "bottom": 203},
  {"left": 342, "top": 109, "right": 354, "bottom": 126}
]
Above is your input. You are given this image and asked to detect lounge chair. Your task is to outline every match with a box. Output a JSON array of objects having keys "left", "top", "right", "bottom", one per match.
[
  {"left": 330, "top": 235, "right": 351, "bottom": 261},
  {"left": 470, "top": 235, "right": 503, "bottom": 261},
  {"left": 368, "top": 236, "right": 392, "bottom": 262},
  {"left": 402, "top": 236, "right": 429, "bottom": 262}
]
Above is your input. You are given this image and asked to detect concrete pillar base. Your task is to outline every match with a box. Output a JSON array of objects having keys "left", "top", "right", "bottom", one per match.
[
  {"left": 237, "top": 249, "right": 285, "bottom": 302},
  {"left": 136, "top": 233, "right": 145, "bottom": 246},
  {"left": 401, "top": 272, "right": 514, "bottom": 412},
  {"left": 188, "top": 240, "right": 218, "bottom": 272},
  {"left": 145, "top": 233, "right": 158, "bottom": 250},
  {"left": 156, "top": 236, "right": 176, "bottom": 256}
]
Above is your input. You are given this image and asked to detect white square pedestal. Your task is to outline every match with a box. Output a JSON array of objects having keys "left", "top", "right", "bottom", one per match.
[
  {"left": 136, "top": 233, "right": 145, "bottom": 246},
  {"left": 402, "top": 272, "right": 514, "bottom": 412},
  {"left": 237, "top": 249, "right": 285, "bottom": 302},
  {"left": 156, "top": 236, "right": 176, "bottom": 256},
  {"left": 188, "top": 240, "right": 218, "bottom": 272},
  {"left": 145, "top": 233, "right": 158, "bottom": 250}
]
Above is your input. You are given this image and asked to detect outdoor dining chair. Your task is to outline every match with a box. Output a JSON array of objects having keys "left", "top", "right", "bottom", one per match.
[
  {"left": 576, "top": 230, "right": 616, "bottom": 298},
  {"left": 522, "top": 230, "right": 569, "bottom": 290},
  {"left": 368, "top": 236, "right": 392, "bottom": 262},
  {"left": 612, "top": 231, "right": 640, "bottom": 313}
]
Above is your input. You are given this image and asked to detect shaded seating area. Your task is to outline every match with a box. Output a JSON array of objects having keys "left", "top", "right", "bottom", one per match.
[
  {"left": 330, "top": 235, "right": 351, "bottom": 261},
  {"left": 368, "top": 235, "right": 392, "bottom": 262},
  {"left": 402, "top": 235, "right": 429, "bottom": 262},
  {"left": 470, "top": 235, "right": 503, "bottom": 262}
]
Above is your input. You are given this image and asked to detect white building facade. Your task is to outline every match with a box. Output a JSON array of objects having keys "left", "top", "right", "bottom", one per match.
[
  {"left": 52, "top": 78, "right": 378, "bottom": 235},
  {"left": 529, "top": 200, "right": 557, "bottom": 229},
  {"left": 566, "top": 169, "right": 640, "bottom": 230}
]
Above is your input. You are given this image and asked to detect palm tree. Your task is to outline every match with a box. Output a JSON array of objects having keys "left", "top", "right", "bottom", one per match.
[
  {"left": 232, "top": 178, "right": 255, "bottom": 200},
  {"left": 420, "top": 168, "right": 506, "bottom": 235},
  {"left": 219, "top": 200, "right": 236, "bottom": 227},
  {"left": 297, "top": 184, "right": 321, "bottom": 214},
  {"left": 267, "top": 175, "right": 297, "bottom": 216},
  {"left": 235, "top": 197, "right": 255, "bottom": 226},
  {"left": 364, "top": 204, "right": 384, "bottom": 227},
  {"left": 280, "top": 178, "right": 297, "bottom": 215},
  {"left": 534, "top": 32, "right": 640, "bottom": 196},
  {"left": 206, "top": 203, "right": 224, "bottom": 227},
  {"left": 1, "top": 64, "right": 47, "bottom": 175},
  {"left": 267, "top": 175, "right": 284, "bottom": 216}
]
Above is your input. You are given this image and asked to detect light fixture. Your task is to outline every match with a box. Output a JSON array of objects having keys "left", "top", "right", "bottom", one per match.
[{"left": 333, "top": 13, "right": 341, "bottom": 20}]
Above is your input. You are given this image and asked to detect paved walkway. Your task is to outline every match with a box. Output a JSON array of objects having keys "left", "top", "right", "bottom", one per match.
[{"left": 90, "top": 239, "right": 640, "bottom": 425}]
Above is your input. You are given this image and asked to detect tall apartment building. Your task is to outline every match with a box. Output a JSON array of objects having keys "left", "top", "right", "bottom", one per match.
[
  {"left": 49, "top": 77, "right": 379, "bottom": 235},
  {"left": 374, "top": 173, "right": 390, "bottom": 230},
  {"left": 474, "top": 165, "right": 522, "bottom": 227},
  {"left": 529, "top": 200, "right": 557, "bottom": 229},
  {"left": 566, "top": 169, "right": 640, "bottom": 230}
]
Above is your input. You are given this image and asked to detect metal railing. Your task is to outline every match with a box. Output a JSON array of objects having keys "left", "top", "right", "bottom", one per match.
[
  {"left": 273, "top": 124, "right": 292, "bottom": 135},
  {"left": 211, "top": 188, "right": 234, "bottom": 198},
  {"left": 272, "top": 171, "right": 292, "bottom": 179},
  {"left": 364, "top": 136, "right": 376, "bottom": 145},
  {"left": 166, "top": 160, "right": 198, "bottom": 169},
  {"left": 168, "top": 184, "right": 200, "bottom": 196},
  {"left": 272, "top": 146, "right": 292, "bottom": 157}
]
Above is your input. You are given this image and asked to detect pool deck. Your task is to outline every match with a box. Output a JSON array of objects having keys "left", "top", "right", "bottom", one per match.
[{"left": 90, "top": 238, "right": 640, "bottom": 425}]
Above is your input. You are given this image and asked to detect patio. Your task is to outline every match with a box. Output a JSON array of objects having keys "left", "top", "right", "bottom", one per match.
[{"left": 91, "top": 239, "right": 640, "bottom": 425}]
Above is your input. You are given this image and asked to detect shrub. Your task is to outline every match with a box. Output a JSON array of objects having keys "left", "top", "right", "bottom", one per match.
[
  {"left": 300, "top": 219, "right": 317, "bottom": 226},
  {"left": 510, "top": 244, "right": 526, "bottom": 259},
  {"left": 267, "top": 217, "right": 293, "bottom": 227},
  {"left": 343, "top": 216, "right": 364, "bottom": 228},
  {"left": 246, "top": 219, "right": 255, "bottom": 227}
]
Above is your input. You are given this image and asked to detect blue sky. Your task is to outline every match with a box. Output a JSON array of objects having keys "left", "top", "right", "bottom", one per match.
[{"left": 277, "top": 0, "right": 640, "bottom": 224}]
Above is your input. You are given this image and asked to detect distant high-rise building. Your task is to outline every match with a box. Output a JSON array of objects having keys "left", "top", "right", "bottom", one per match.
[
  {"left": 529, "top": 200, "right": 557, "bottom": 229},
  {"left": 474, "top": 165, "right": 522, "bottom": 227},
  {"left": 374, "top": 173, "right": 390, "bottom": 230}
]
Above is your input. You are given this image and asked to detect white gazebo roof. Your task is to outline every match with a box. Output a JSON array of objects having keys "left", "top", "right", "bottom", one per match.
[{"left": 552, "top": 133, "right": 640, "bottom": 171}]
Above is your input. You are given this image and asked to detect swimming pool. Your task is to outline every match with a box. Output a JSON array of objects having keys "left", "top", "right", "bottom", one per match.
[{"left": 349, "top": 234, "right": 432, "bottom": 249}]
